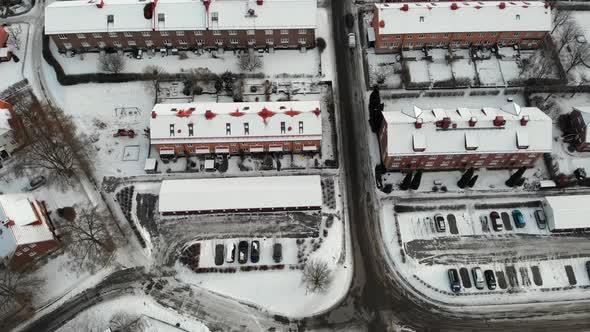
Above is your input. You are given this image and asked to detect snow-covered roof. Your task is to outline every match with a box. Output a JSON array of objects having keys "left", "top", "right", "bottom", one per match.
[
  {"left": 374, "top": 1, "right": 551, "bottom": 35},
  {"left": 159, "top": 175, "right": 322, "bottom": 213},
  {"left": 382, "top": 103, "right": 552, "bottom": 156},
  {"left": 0, "top": 108, "right": 12, "bottom": 137},
  {"left": 45, "top": 0, "right": 317, "bottom": 34},
  {"left": 0, "top": 195, "right": 55, "bottom": 260},
  {"left": 150, "top": 101, "right": 322, "bottom": 144},
  {"left": 545, "top": 195, "right": 590, "bottom": 230}
]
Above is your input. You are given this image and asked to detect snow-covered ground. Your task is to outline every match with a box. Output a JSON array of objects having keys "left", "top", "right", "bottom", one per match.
[
  {"left": 476, "top": 57, "right": 505, "bottom": 86},
  {"left": 366, "top": 49, "right": 402, "bottom": 89},
  {"left": 56, "top": 295, "right": 209, "bottom": 332},
  {"left": 406, "top": 61, "right": 430, "bottom": 85},
  {"left": 0, "top": 23, "right": 30, "bottom": 92},
  {"left": 569, "top": 11, "right": 590, "bottom": 83}
]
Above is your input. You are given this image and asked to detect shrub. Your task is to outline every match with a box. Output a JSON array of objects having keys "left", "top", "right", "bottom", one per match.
[{"left": 316, "top": 37, "right": 326, "bottom": 52}]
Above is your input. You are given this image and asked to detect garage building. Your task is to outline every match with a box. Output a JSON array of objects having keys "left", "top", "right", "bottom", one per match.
[
  {"left": 543, "top": 195, "right": 590, "bottom": 231},
  {"left": 158, "top": 175, "right": 322, "bottom": 215}
]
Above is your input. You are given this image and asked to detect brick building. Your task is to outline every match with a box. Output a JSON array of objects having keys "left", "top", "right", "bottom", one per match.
[
  {"left": 0, "top": 26, "right": 11, "bottom": 62},
  {"left": 379, "top": 103, "right": 552, "bottom": 171},
  {"left": 150, "top": 100, "right": 322, "bottom": 158},
  {"left": 0, "top": 194, "right": 59, "bottom": 270},
  {"left": 0, "top": 100, "right": 26, "bottom": 162},
  {"left": 568, "top": 106, "right": 590, "bottom": 152},
  {"left": 373, "top": 1, "right": 551, "bottom": 53},
  {"left": 45, "top": 0, "right": 316, "bottom": 52}
]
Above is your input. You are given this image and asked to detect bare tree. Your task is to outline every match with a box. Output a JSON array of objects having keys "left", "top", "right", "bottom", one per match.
[
  {"left": 237, "top": 53, "right": 263, "bottom": 72},
  {"left": 0, "top": 267, "right": 43, "bottom": 313},
  {"left": 519, "top": 51, "right": 554, "bottom": 79},
  {"left": 99, "top": 53, "right": 126, "bottom": 74},
  {"left": 6, "top": 25, "right": 23, "bottom": 51},
  {"left": 109, "top": 312, "right": 146, "bottom": 332},
  {"left": 301, "top": 260, "right": 332, "bottom": 294},
  {"left": 62, "top": 207, "right": 115, "bottom": 272},
  {"left": 551, "top": 9, "right": 572, "bottom": 35},
  {"left": 556, "top": 21, "right": 581, "bottom": 54},
  {"left": 564, "top": 40, "right": 590, "bottom": 73},
  {"left": 142, "top": 65, "right": 167, "bottom": 97}
]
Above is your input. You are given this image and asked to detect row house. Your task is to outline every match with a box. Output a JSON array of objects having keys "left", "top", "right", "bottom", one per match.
[
  {"left": 0, "top": 194, "right": 59, "bottom": 270},
  {"left": 150, "top": 100, "right": 322, "bottom": 157},
  {"left": 45, "top": 0, "right": 316, "bottom": 52},
  {"left": 379, "top": 103, "right": 552, "bottom": 171},
  {"left": 568, "top": 106, "right": 590, "bottom": 152},
  {"left": 0, "top": 26, "right": 12, "bottom": 62},
  {"left": 373, "top": 1, "right": 551, "bottom": 53},
  {"left": 0, "top": 100, "right": 26, "bottom": 162}
]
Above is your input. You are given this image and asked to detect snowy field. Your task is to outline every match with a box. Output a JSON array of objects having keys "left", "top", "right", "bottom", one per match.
[{"left": 56, "top": 295, "right": 209, "bottom": 332}]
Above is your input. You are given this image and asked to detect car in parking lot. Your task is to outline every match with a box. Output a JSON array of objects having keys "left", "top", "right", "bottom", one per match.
[
  {"left": 484, "top": 270, "right": 497, "bottom": 290},
  {"left": 434, "top": 214, "right": 446, "bottom": 232},
  {"left": 448, "top": 269, "right": 461, "bottom": 293},
  {"left": 215, "top": 244, "right": 224, "bottom": 266},
  {"left": 490, "top": 211, "right": 503, "bottom": 231},
  {"left": 273, "top": 243, "right": 282, "bottom": 263},
  {"left": 238, "top": 241, "right": 249, "bottom": 264},
  {"left": 534, "top": 210, "right": 547, "bottom": 229},
  {"left": 471, "top": 267, "right": 485, "bottom": 290},
  {"left": 226, "top": 242, "right": 236, "bottom": 263},
  {"left": 512, "top": 210, "right": 525, "bottom": 228},
  {"left": 27, "top": 176, "right": 47, "bottom": 191},
  {"left": 586, "top": 261, "right": 590, "bottom": 279},
  {"left": 480, "top": 215, "right": 490, "bottom": 232},
  {"left": 251, "top": 240, "right": 260, "bottom": 263}
]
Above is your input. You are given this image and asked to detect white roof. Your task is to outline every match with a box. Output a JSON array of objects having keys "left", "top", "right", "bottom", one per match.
[
  {"left": 45, "top": 0, "right": 316, "bottom": 34},
  {"left": 374, "top": 1, "right": 551, "bottom": 35},
  {"left": 545, "top": 195, "right": 590, "bottom": 230},
  {"left": 0, "top": 108, "right": 11, "bottom": 137},
  {"left": 159, "top": 175, "right": 322, "bottom": 213},
  {"left": 150, "top": 101, "right": 322, "bottom": 145},
  {"left": 383, "top": 103, "right": 552, "bottom": 156},
  {"left": 0, "top": 48, "right": 8, "bottom": 57}
]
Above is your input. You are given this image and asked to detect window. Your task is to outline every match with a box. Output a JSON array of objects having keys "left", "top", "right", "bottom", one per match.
[
  {"left": 170, "top": 124, "right": 175, "bottom": 136},
  {"left": 407, "top": 42, "right": 413, "bottom": 47},
  {"left": 265, "top": 29, "right": 273, "bottom": 35},
  {"left": 15, "top": 251, "right": 21, "bottom": 256},
  {"left": 28, "top": 252, "right": 36, "bottom": 257},
  {"left": 226, "top": 123, "right": 231, "bottom": 135},
  {"left": 77, "top": 33, "right": 86, "bottom": 39},
  {"left": 418, "top": 34, "right": 425, "bottom": 39},
  {"left": 22, "top": 247, "right": 29, "bottom": 253},
  {"left": 194, "top": 30, "right": 203, "bottom": 36},
  {"left": 29, "top": 244, "right": 36, "bottom": 248},
  {"left": 298, "top": 121, "right": 304, "bottom": 133},
  {"left": 490, "top": 32, "right": 498, "bottom": 37},
  {"left": 160, "top": 31, "right": 169, "bottom": 36},
  {"left": 479, "top": 32, "right": 484, "bottom": 37},
  {"left": 179, "top": 39, "right": 187, "bottom": 45},
  {"left": 415, "top": 42, "right": 423, "bottom": 47},
  {"left": 230, "top": 38, "right": 238, "bottom": 44},
  {"left": 93, "top": 33, "right": 102, "bottom": 38},
  {"left": 466, "top": 33, "right": 472, "bottom": 37},
  {"left": 107, "top": 14, "right": 114, "bottom": 24},
  {"left": 427, "top": 41, "right": 434, "bottom": 46},
  {"left": 516, "top": 14, "right": 520, "bottom": 20},
  {"left": 113, "top": 41, "right": 122, "bottom": 47},
  {"left": 266, "top": 38, "right": 274, "bottom": 44},
  {"left": 229, "top": 30, "right": 237, "bottom": 35},
  {"left": 63, "top": 42, "right": 72, "bottom": 49},
  {"left": 443, "top": 33, "right": 449, "bottom": 38},
  {"left": 98, "top": 41, "right": 106, "bottom": 48},
  {"left": 145, "top": 40, "right": 153, "bottom": 47},
  {"left": 247, "top": 30, "right": 255, "bottom": 35},
  {"left": 128, "top": 40, "right": 136, "bottom": 46},
  {"left": 244, "top": 123, "right": 249, "bottom": 135},
  {"left": 431, "top": 34, "right": 437, "bottom": 38},
  {"left": 280, "top": 122, "right": 286, "bottom": 134},
  {"left": 513, "top": 32, "right": 520, "bottom": 37},
  {"left": 124, "top": 32, "right": 133, "bottom": 38},
  {"left": 395, "top": 34, "right": 401, "bottom": 40},
  {"left": 158, "top": 13, "right": 165, "bottom": 22},
  {"left": 163, "top": 39, "right": 171, "bottom": 46},
  {"left": 81, "top": 42, "right": 90, "bottom": 48},
  {"left": 280, "top": 29, "right": 289, "bottom": 35},
  {"left": 215, "top": 39, "right": 222, "bottom": 45},
  {"left": 248, "top": 38, "right": 256, "bottom": 44},
  {"left": 406, "top": 35, "right": 413, "bottom": 40},
  {"left": 298, "top": 29, "right": 307, "bottom": 34},
  {"left": 213, "top": 30, "right": 221, "bottom": 35},
  {"left": 188, "top": 123, "right": 194, "bottom": 136},
  {"left": 196, "top": 39, "right": 204, "bottom": 45},
  {"left": 109, "top": 32, "right": 117, "bottom": 38},
  {"left": 298, "top": 37, "right": 306, "bottom": 44},
  {"left": 211, "top": 12, "right": 218, "bottom": 22},
  {"left": 419, "top": 16, "right": 424, "bottom": 22},
  {"left": 281, "top": 37, "right": 288, "bottom": 44},
  {"left": 142, "top": 31, "right": 150, "bottom": 37},
  {"left": 176, "top": 31, "right": 184, "bottom": 36}
]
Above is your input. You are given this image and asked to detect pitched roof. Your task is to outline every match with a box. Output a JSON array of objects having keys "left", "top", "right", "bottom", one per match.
[
  {"left": 374, "top": 1, "right": 551, "bottom": 35},
  {"left": 382, "top": 103, "right": 553, "bottom": 156},
  {"left": 45, "top": 0, "right": 317, "bottom": 34},
  {"left": 0, "top": 195, "right": 55, "bottom": 250},
  {"left": 149, "top": 101, "right": 322, "bottom": 144}
]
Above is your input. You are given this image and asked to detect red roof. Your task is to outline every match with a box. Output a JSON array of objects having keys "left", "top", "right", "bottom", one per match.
[{"left": 0, "top": 26, "right": 7, "bottom": 48}]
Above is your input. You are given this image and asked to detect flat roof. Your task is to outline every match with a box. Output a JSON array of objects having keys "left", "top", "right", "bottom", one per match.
[
  {"left": 158, "top": 175, "right": 322, "bottom": 213},
  {"left": 545, "top": 195, "right": 590, "bottom": 230}
]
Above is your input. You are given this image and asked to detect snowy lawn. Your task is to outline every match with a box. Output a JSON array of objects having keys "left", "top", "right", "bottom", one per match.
[
  {"left": 451, "top": 58, "right": 476, "bottom": 85},
  {"left": 56, "top": 295, "right": 209, "bottom": 332},
  {"left": 405, "top": 61, "right": 430, "bottom": 84},
  {"left": 0, "top": 23, "right": 29, "bottom": 92},
  {"left": 428, "top": 61, "right": 453, "bottom": 83},
  {"left": 476, "top": 58, "right": 504, "bottom": 86},
  {"left": 498, "top": 59, "right": 522, "bottom": 84},
  {"left": 366, "top": 49, "right": 402, "bottom": 89}
]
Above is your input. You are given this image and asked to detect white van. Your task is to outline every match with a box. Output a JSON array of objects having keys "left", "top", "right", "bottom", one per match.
[
  {"left": 226, "top": 242, "right": 236, "bottom": 263},
  {"left": 471, "top": 267, "right": 485, "bottom": 290}
]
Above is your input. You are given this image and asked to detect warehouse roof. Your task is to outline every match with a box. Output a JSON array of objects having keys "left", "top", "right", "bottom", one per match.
[
  {"left": 46, "top": 0, "right": 316, "bottom": 34},
  {"left": 382, "top": 103, "right": 552, "bottom": 156},
  {"left": 374, "top": 1, "right": 551, "bottom": 35},
  {"left": 545, "top": 195, "right": 590, "bottom": 230},
  {"left": 150, "top": 101, "right": 322, "bottom": 144},
  {"left": 158, "top": 175, "right": 322, "bottom": 213}
]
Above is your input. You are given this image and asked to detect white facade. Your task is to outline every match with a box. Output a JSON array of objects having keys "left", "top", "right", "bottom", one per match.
[{"left": 544, "top": 195, "right": 590, "bottom": 231}]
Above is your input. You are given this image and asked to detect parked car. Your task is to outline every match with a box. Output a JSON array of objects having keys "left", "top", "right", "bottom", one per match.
[
  {"left": 480, "top": 215, "right": 490, "bottom": 232},
  {"left": 273, "top": 243, "right": 282, "bottom": 263},
  {"left": 27, "top": 176, "right": 46, "bottom": 191},
  {"left": 214, "top": 244, "right": 224, "bottom": 266},
  {"left": 484, "top": 270, "right": 497, "bottom": 290},
  {"left": 226, "top": 242, "right": 236, "bottom": 263},
  {"left": 490, "top": 211, "right": 503, "bottom": 231},
  {"left": 434, "top": 214, "right": 446, "bottom": 232},
  {"left": 512, "top": 210, "right": 526, "bottom": 228},
  {"left": 238, "top": 241, "right": 249, "bottom": 264},
  {"left": 534, "top": 210, "right": 547, "bottom": 229},
  {"left": 448, "top": 269, "right": 461, "bottom": 293},
  {"left": 251, "top": 240, "right": 260, "bottom": 263},
  {"left": 471, "top": 267, "right": 485, "bottom": 290}
]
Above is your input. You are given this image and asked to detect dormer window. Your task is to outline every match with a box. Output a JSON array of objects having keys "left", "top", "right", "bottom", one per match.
[
  {"left": 516, "top": 14, "right": 520, "bottom": 20},
  {"left": 298, "top": 121, "right": 304, "bottom": 134},
  {"left": 226, "top": 123, "right": 231, "bottom": 135},
  {"left": 169, "top": 124, "right": 175, "bottom": 136},
  {"left": 419, "top": 16, "right": 424, "bottom": 22},
  {"left": 107, "top": 15, "right": 114, "bottom": 24},
  {"left": 211, "top": 12, "right": 218, "bottom": 22},
  {"left": 244, "top": 123, "right": 249, "bottom": 135},
  {"left": 158, "top": 13, "right": 165, "bottom": 22},
  {"left": 280, "top": 122, "right": 286, "bottom": 134},
  {"left": 188, "top": 123, "right": 194, "bottom": 136}
]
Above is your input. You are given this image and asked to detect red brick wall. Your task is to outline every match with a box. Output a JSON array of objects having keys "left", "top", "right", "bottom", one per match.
[
  {"left": 155, "top": 139, "right": 321, "bottom": 156},
  {"left": 383, "top": 151, "right": 543, "bottom": 171},
  {"left": 10, "top": 239, "right": 60, "bottom": 271}
]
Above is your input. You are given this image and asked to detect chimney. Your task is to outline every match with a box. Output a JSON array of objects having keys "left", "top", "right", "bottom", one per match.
[
  {"left": 520, "top": 115, "right": 530, "bottom": 126},
  {"left": 493, "top": 116, "right": 506, "bottom": 127},
  {"left": 468, "top": 117, "right": 477, "bottom": 127},
  {"left": 440, "top": 117, "right": 451, "bottom": 129},
  {"left": 499, "top": 2, "right": 506, "bottom": 9},
  {"left": 151, "top": 111, "right": 157, "bottom": 119},
  {"left": 256, "top": 0, "right": 263, "bottom": 5},
  {"left": 400, "top": 4, "right": 409, "bottom": 11},
  {"left": 96, "top": 0, "right": 104, "bottom": 8},
  {"left": 415, "top": 118, "right": 423, "bottom": 129}
]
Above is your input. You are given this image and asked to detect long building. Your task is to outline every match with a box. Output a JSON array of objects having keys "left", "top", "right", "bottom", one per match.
[
  {"left": 159, "top": 175, "right": 322, "bottom": 215},
  {"left": 543, "top": 195, "right": 590, "bottom": 231},
  {"left": 372, "top": 1, "right": 551, "bottom": 53},
  {"left": 379, "top": 103, "right": 552, "bottom": 171},
  {"left": 45, "top": 0, "right": 317, "bottom": 52},
  {"left": 150, "top": 101, "right": 322, "bottom": 157}
]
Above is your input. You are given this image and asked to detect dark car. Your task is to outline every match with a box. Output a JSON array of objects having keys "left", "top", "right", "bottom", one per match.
[
  {"left": 448, "top": 269, "right": 461, "bottom": 293},
  {"left": 490, "top": 211, "right": 503, "bottom": 231},
  {"left": 214, "top": 244, "right": 224, "bottom": 266},
  {"left": 251, "top": 240, "right": 260, "bottom": 263},
  {"left": 586, "top": 261, "right": 590, "bottom": 279},
  {"left": 238, "top": 241, "right": 249, "bottom": 264},
  {"left": 434, "top": 214, "right": 446, "bottom": 232},
  {"left": 273, "top": 243, "right": 282, "bottom": 263},
  {"left": 484, "top": 270, "right": 497, "bottom": 290},
  {"left": 512, "top": 210, "right": 525, "bottom": 228},
  {"left": 534, "top": 210, "right": 547, "bottom": 229},
  {"left": 28, "top": 176, "right": 47, "bottom": 191}
]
